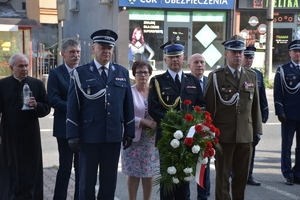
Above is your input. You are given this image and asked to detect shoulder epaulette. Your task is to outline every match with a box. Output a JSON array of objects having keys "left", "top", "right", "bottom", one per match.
[
  {"left": 212, "top": 67, "right": 224, "bottom": 73},
  {"left": 244, "top": 67, "right": 256, "bottom": 75}
]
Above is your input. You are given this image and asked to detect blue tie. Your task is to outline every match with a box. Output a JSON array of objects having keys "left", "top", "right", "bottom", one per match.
[{"left": 101, "top": 66, "right": 107, "bottom": 83}]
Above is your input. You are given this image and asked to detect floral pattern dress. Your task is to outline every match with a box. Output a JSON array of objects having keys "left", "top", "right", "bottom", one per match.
[{"left": 122, "top": 97, "right": 159, "bottom": 177}]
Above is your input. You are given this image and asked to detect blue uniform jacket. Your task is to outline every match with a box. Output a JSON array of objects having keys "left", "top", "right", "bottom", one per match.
[
  {"left": 66, "top": 61, "right": 135, "bottom": 143},
  {"left": 252, "top": 68, "right": 269, "bottom": 120},
  {"left": 274, "top": 62, "right": 300, "bottom": 121},
  {"left": 47, "top": 64, "right": 70, "bottom": 138}
]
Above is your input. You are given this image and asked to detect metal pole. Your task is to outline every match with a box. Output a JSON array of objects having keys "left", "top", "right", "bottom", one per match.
[
  {"left": 57, "top": 21, "right": 63, "bottom": 66},
  {"left": 265, "top": 0, "right": 274, "bottom": 82}
]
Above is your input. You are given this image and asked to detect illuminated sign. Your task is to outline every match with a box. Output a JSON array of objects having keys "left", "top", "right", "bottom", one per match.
[
  {"left": 120, "top": 0, "right": 234, "bottom": 9},
  {"left": 248, "top": 16, "right": 259, "bottom": 26},
  {"left": 238, "top": 0, "right": 300, "bottom": 9}
]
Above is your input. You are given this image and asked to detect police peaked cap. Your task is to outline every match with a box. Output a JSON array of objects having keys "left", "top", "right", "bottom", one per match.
[
  {"left": 90, "top": 29, "right": 118, "bottom": 47},
  {"left": 160, "top": 40, "right": 185, "bottom": 56},
  {"left": 244, "top": 46, "right": 256, "bottom": 57},
  {"left": 288, "top": 40, "right": 300, "bottom": 51},
  {"left": 222, "top": 35, "right": 246, "bottom": 51}
]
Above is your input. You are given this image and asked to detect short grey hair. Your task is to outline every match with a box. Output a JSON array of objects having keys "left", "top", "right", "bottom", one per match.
[
  {"left": 9, "top": 53, "right": 29, "bottom": 66},
  {"left": 61, "top": 39, "right": 81, "bottom": 53}
]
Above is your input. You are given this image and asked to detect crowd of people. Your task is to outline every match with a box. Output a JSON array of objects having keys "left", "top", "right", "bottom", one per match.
[{"left": 0, "top": 28, "right": 299, "bottom": 200}]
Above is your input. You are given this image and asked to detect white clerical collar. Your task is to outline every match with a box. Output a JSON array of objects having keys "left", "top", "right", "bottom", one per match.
[
  {"left": 94, "top": 59, "right": 110, "bottom": 70},
  {"left": 168, "top": 69, "right": 183, "bottom": 82}
]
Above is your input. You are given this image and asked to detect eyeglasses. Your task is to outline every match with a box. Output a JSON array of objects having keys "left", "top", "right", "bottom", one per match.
[{"left": 136, "top": 71, "right": 149, "bottom": 76}]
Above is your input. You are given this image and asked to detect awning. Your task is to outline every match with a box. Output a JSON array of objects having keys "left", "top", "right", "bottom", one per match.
[{"left": 0, "top": 18, "right": 42, "bottom": 28}]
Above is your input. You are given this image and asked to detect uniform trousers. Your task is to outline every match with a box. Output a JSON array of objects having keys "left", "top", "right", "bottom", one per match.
[
  {"left": 78, "top": 142, "right": 121, "bottom": 200},
  {"left": 281, "top": 119, "right": 300, "bottom": 180},
  {"left": 54, "top": 138, "right": 79, "bottom": 200},
  {"left": 215, "top": 143, "right": 252, "bottom": 200},
  {"left": 248, "top": 147, "right": 256, "bottom": 180}
]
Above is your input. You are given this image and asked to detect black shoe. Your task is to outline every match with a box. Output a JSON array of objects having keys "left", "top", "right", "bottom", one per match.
[
  {"left": 247, "top": 178, "right": 261, "bottom": 186},
  {"left": 285, "top": 177, "right": 294, "bottom": 185},
  {"left": 294, "top": 178, "right": 300, "bottom": 184}
]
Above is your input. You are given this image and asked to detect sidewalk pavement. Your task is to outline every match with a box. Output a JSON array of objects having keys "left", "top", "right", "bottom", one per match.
[{"left": 43, "top": 168, "right": 76, "bottom": 200}]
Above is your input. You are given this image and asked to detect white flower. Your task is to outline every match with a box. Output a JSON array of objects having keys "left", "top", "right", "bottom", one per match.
[
  {"left": 183, "top": 168, "right": 193, "bottom": 174},
  {"left": 184, "top": 176, "right": 193, "bottom": 181},
  {"left": 172, "top": 177, "right": 179, "bottom": 184},
  {"left": 192, "top": 145, "right": 200, "bottom": 154},
  {"left": 167, "top": 166, "right": 177, "bottom": 175},
  {"left": 170, "top": 139, "right": 180, "bottom": 148},
  {"left": 199, "top": 157, "right": 208, "bottom": 164},
  {"left": 173, "top": 130, "right": 183, "bottom": 140}
]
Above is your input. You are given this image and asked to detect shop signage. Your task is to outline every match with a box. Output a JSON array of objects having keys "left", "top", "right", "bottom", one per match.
[
  {"left": 258, "top": 24, "right": 267, "bottom": 33},
  {"left": 193, "top": 11, "right": 226, "bottom": 22},
  {"left": 167, "top": 11, "right": 190, "bottom": 22},
  {"left": 275, "top": 35, "right": 289, "bottom": 44},
  {"left": 202, "top": 44, "right": 222, "bottom": 67},
  {"left": 238, "top": 0, "right": 300, "bottom": 9},
  {"left": 248, "top": 16, "right": 259, "bottom": 26},
  {"left": 129, "top": 10, "right": 164, "bottom": 21},
  {"left": 120, "top": 0, "right": 234, "bottom": 9}
]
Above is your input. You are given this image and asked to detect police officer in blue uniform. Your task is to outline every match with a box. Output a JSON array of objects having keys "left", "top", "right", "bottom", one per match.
[
  {"left": 274, "top": 39, "right": 300, "bottom": 185},
  {"left": 148, "top": 40, "right": 205, "bottom": 200},
  {"left": 242, "top": 46, "right": 269, "bottom": 186},
  {"left": 66, "top": 29, "right": 135, "bottom": 199}
]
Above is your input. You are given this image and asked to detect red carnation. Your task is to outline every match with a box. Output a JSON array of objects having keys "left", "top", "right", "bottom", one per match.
[
  {"left": 195, "top": 124, "right": 203, "bottom": 133},
  {"left": 209, "top": 125, "right": 217, "bottom": 133},
  {"left": 206, "top": 141, "right": 213, "bottom": 149},
  {"left": 184, "top": 114, "right": 194, "bottom": 122},
  {"left": 204, "top": 111, "right": 211, "bottom": 116},
  {"left": 194, "top": 106, "right": 202, "bottom": 113},
  {"left": 214, "top": 137, "right": 219, "bottom": 145},
  {"left": 205, "top": 115, "right": 212, "bottom": 123},
  {"left": 215, "top": 128, "right": 221, "bottom": 137},
  {"left": 208, "top": 148, "right": 215, "bottom": 157},
  {"left": 183, "top": 100, "right": 192, "bottom": 105},
  {"left": 203, "top": 152, "right": 209, "bottom": 158},
  {"left": 184, "top": 137, "right": 194, "bottom": 146}
]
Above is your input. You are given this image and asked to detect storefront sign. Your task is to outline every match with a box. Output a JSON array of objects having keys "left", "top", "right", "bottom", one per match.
[
  {"left": 129, "top": 10, "right": 164, "bottom": 21},
  {"left": 248, "top": 16, "right": 259, "bottom": 26},
  {"left": 193, "top": 11, "right": 226, "bottom": 22},
  {"left": 258, "top": 24, "right": 267, "bottom": 33},
  {"left": 167, "top": 11, "right": 190, "bottom": 22},
  {"left": 275, "top": 35, "right": 289, "bottom": 44},
  {"left": 120, "top": 0, "right": 234, "bottom": 9},
  {"left": 143, "top": 21, "right": 164, "bottom": 33},
  {"left": 238, "top": 0, "right": 300, "bottom": 9}
]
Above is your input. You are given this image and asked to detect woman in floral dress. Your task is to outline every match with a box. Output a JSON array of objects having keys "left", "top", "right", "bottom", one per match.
[{"left": 122, "top": 60, "right": 159, "bottom": 200}]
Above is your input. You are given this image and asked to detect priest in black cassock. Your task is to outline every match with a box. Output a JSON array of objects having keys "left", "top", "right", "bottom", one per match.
[{"left": 0, "top": 53, "right": 51, "bottom": 200}]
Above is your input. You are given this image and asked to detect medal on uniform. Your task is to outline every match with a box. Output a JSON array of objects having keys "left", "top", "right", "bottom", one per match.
[
  {"left": 167, "top": 96, "right": 169, "bottom": 101},
  {"left": 250, "top": 93, "right": 253, "bottom": 100},
  {"left": 290, "top": 81, "right": 293, "bottom": 86},
  {"left": 87, "top": 88, "right": 91, "bottom": 95}
]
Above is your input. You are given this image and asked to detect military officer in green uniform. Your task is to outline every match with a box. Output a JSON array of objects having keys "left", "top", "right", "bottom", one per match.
[
  {"left": 204, "top": 35, "right": 262, "bottom": 200},
  {"left": 148, "top": 40, "right": 205, "bottom": 200}
]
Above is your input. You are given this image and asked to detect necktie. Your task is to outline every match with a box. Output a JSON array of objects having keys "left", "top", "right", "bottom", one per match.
[
  {"left": 175, "top": 74, "right": 181, "bottom": 89},
  {"left": 234, "top": 70, "right": 240, "bottom": 83},
  {"left": 101, "top": 66, "right": 107, "bottom": 83},
  {"left": 200, "top": 79, "right": 203, "bottom": 92}
]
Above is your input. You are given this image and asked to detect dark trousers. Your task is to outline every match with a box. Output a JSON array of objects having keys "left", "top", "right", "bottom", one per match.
[
  {"left": 53, "top": 138, "right": 79, "bottom": 200},
  {"left": 248, "top": 146, "right": 256, "bottom": 179},
  {"left": 79, "top": 143, "right": 121, "bottom": 200},
  {"left": 160, "top": 182, "right": 189, "bottom": 200},
  {"left": 281, "top": 120, "right": 300, "bottom": 180}
]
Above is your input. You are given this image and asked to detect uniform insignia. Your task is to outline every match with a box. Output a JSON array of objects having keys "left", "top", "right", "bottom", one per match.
[
  {"left": 86, "top": 78, "right": 95, "bottom": 82},
  {"left": 115, "top": 78, "right": 126, "bottom": 81},
  {"left": 89, "top": 66, "right": 94, "bottom": 72},
  {"left": 112, "top": 66, "right": 115, "bottom": 71},
  {"left": 244, "top": 81, "right": 254, "bottom": 87},
  {"left": 186, "top": 86, "right": 196, "bottom": 89},
  {"left": 293, "top": 76, "right": 296, "bottom": 80}
]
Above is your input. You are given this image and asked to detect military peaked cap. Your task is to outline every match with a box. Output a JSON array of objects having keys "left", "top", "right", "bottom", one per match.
[
  {"left": 160, "top": 40, "right": 185, "bottom": 56},
  {"left": 244, "top": 46, "right": 256, "bottom": 57},
  {"left": 288, "top": 40, "right": 300, "bottom": 51},
  {"left": 222, "top": 35, "right": 246, "bottom": 51},
  {"left": 90, "top": 29, "right": 118, "bottom": 47}
]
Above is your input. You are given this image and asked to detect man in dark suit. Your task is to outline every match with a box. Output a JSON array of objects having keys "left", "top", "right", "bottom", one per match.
[
  {"left": 205, "top": 35, "right": 262, "bottom": 200},
  {"left": 274, "top": 39, "right": 300, "bottom": 185},
  {"left": 188, "top": 53, "right": 210, "bottom": 200},
  {"left": 148, "top": 40, "right": 205, "bottom": 200},
  {"left": 242, "top": 46, "right": 269, "bottom": 186},
  {"left": 47, "top": 39, "right": 81, "bottom": 199},
  {"left": 66, "top": 29, "right": 135, "bottom": 200}
]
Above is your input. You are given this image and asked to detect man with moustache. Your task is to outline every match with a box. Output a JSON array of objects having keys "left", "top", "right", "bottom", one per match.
[
  {"left": 148, "top": 40, "right": 205, "bottom": 200},
  {"left": 47, "top": 39, "right": 81, "bottom": 199},
  {"left": 0, "top": 53, "right": 50, "bottom": 199},
  {"left": 205, "top": 35, "right": 262, "bottom": 200},
  {"left": 274, "top": 40, "right": 300, "bottom": 185},
  {"left": 188, "top": 53, "right": 210, "bottom": 200},
  {"left": 242, "top": 46, "right": 268, "bottom": 186},
  {"left": 66, "top": 29, "right": 135, "bottom": 200}
]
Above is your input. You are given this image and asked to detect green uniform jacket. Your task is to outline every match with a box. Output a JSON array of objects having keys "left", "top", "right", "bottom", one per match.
[{"left": 204, "top": 66, "right": 262, "bottom": 143}]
